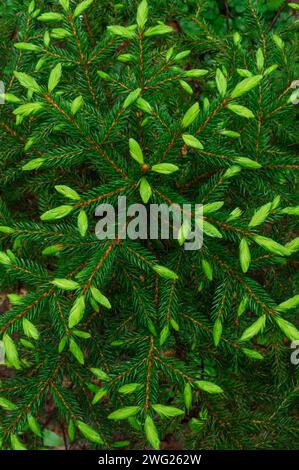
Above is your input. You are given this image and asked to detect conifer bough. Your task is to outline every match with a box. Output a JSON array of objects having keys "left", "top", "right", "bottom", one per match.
[{"left": 0, "top": 0, "right": 298, "bottom": 451}]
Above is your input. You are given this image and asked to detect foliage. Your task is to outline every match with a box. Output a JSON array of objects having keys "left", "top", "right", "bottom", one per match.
[{"left": 0, "top": 0, "right": 298, "bottom": 450}]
